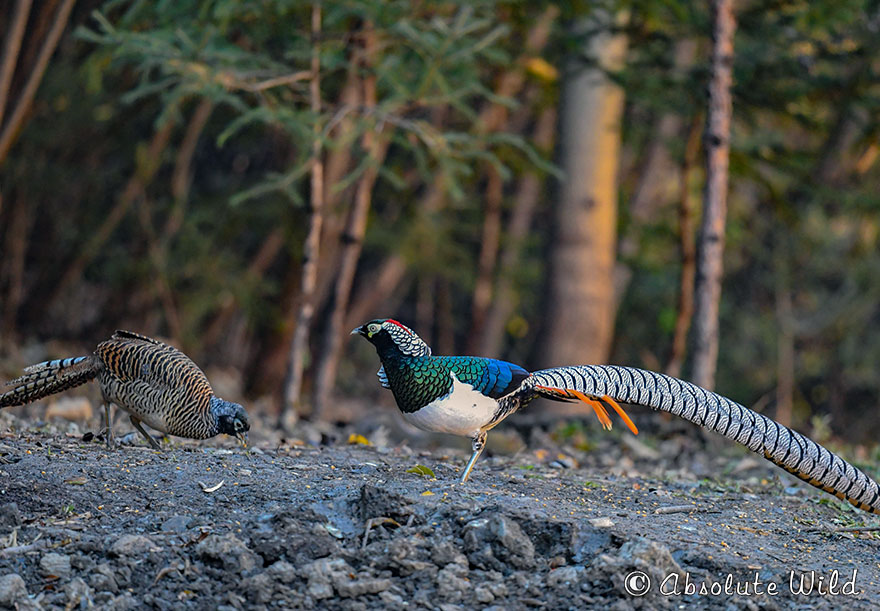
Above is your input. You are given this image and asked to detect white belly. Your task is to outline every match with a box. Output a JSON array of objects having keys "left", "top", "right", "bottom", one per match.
[{"left": 402, "top": 373, "right": 499, "bottom": 438}]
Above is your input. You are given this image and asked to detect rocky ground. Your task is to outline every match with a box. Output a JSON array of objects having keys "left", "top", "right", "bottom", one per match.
[{"left": 1, "top": 407, "right": 879, "bottom": 610}]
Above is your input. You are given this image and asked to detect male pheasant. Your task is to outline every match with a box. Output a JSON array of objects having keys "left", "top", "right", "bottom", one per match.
[
  {"left": 0, "top": 331, "right": 249, "bottom": 448},
  {"left": 353, "top": 318, "right": 880, "bottom": 515}
]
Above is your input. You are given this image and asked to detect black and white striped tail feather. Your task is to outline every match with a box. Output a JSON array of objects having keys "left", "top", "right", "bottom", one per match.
[
  {"left": 1, "top": 356, "right": 99, "bottom": 408},
  {"left": 531, "top": 364, "right": 880, "bottom": 515}
]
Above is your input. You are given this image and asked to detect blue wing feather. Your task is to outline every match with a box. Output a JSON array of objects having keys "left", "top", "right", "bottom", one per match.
[{"left": 446, "top": 356, "right": 528, "bottom": 399}]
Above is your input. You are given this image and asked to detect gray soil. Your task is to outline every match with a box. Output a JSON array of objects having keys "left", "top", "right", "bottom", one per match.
[{"left": 1, "top": 408, "right": 879, "bottom": 610}]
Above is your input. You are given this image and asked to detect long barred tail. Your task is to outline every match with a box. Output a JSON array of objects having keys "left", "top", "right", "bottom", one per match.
[
  {"left": 0, "top": 356, "right": 101, "bottom": 408},
  {"left": 531, "top": 365, "right": 880, "bottom": 515}
]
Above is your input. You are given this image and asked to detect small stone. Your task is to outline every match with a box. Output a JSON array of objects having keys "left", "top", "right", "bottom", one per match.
[
  {"left": 0, "top": 574, "right": 27, "bottom": 606},
  {"left": 300, "top": 557, "right": 359, "bottom": 599},
  {"left": 110, "top": 535, "right": 160, "bottom": 556},
  {"left": 90, "top": 564, "right": 118, "bottom": 594},
  {"left": 463, "top": 514, "right": 535, "bottom": 571},
  {"left": 65, "top": 577, "right": 92, "bottom": 607},
  {"left": 0, "top": 504, "right": 21, "bottom": 532},
  {"left": 379, "top": 591, "right": 405, "bottom": 605},
  {"left": 474, "top": 585, "right": 495, "bottom": 603},
  {"left": 196, "top": 533, "right": 258, "bottom": 573},
  {"left": 588, "top": 517, "right": 614, "bottom": 528},
  {"left": 244, "top": 573, "right": 274, "bottom": 604},
  {"left": 102, "top": 593, "right": 138, "bottom": 610},
  {"left": 40, "top": 552, "right": 72, "bottom": 579},
  {"left": 336, "top": 577, "right": 392, "bottom": 598},
  {"left": 547, "top": 565, "right": 585, "bottom": 589},
  {"left": 307, "top": 581, "right": 334, "bottom": 600},
  {"left": 160, "top": 515, "right": 192, "bottom": 533},
  {"left": 432, "top": 541, "right": 468, "bottom": 567},
  {"left": 436, "top": 564, "right": 469, "bottom": 603},
  {"left": 267, "top": 560, "right": 296, "bottom": 583}
]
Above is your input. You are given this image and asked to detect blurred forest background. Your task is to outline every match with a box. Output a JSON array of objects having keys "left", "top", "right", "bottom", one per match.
[{"left": 1, "top": 0, "right": 879, "bottom": 443}]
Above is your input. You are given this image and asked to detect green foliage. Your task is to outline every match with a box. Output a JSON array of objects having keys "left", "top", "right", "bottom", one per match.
[
  {"left": 79, "top": 1, "right": 524, "bottom": 206},
  {"left": 3, "top": 0, "right": 879, "bottom": 446},
  {"left": 616, "top": 0, "right": 880, "bottom": 441}
]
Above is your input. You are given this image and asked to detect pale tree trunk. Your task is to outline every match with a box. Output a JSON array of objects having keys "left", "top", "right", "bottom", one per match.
[
  {"left": 691, "top": 0, "right": 736, "bottom": 390},
  {"left": 311, "top": 23, "right": 389, "bottom": 419},
  {"left": 282, "top": 3, "right": 323, "bottom": 427},
  {"left": 310, "top": 71, "right": 363, "bottom": 314},
  {"left": 543, "top": 12, "right": 628, "bottom": 367}
]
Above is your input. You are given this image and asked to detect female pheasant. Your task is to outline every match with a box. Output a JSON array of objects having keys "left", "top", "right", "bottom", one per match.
[
  {"left": 0, "top": 331, "right": 249, "bottom": 448},
  {"left": 353, "top": 318, "right": 880, "bottom": 515}
]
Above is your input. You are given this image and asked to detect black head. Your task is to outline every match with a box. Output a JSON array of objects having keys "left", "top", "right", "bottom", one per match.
[
  {"left": 210, "top": 397, "right": 250, "bottom": 446},
  {"left": 351, "top": 319, "right": 431, "bottom": 358}
]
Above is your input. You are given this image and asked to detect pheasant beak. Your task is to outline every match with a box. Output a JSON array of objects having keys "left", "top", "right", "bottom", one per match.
[
  {"left": 235, "top": 431, "right": 248, "bottom": 448},
  {"left": 350, "top": 326, "right": 362, "bottom": 336}
]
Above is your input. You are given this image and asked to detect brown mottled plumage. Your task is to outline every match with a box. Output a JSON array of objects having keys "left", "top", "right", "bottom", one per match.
[{"left": 0, "top": 331, "right": 249, "bottom": 448}]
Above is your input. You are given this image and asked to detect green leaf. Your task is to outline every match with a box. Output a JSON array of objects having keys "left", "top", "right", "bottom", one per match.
[{"left": 405, "top": 464, "right": 436, "bottom": 478}]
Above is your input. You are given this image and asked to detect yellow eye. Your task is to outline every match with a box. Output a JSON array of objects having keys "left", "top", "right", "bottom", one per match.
[{"left": 367, "top": 323, "right": 381, "bottom": 335}]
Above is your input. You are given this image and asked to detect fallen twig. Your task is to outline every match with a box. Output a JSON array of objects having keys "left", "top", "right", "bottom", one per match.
[
  {"left": 805, "top": 525, "right": 880, "bottom": 534},
  {"left": 198, "top": 480, "right": 225, "bottom": 493},
  {"left": 0, "top": 541, "right": 45, "bottom": 557},
  {"left": 654, "top": 504, "right": 701, "bottom": 515}
]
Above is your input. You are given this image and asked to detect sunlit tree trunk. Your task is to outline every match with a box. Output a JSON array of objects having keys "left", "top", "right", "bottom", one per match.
[
  {"left": 692, "top": 0, "right": 736, "bottom": 390},
  {"left": 542, "top": 12, "right": 628, "bottom": 367}
]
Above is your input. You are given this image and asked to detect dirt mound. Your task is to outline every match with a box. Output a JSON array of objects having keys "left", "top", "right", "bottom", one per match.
[{"left": 0, "top": 424, "right": 878, "bottom": 609}]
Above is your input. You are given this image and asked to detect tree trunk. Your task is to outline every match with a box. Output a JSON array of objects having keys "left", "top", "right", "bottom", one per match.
[
  {"left": 691, "top": 0, "right": 736, "bottom": 390},
  {"left": 467, "top": 6, "right": 558, "bottom": 353},
  {"left": 311, "top": 24, "right": 389, "bottom": 419},
  {"left": 620, "top": 39, "right": 698, "bottom": 261},
  {"left": 281, "top": 3, "right": 323, "bottom": 427},
  {"left": 467, "top": 165, "right": 503, "bottom": 353},
  {"left": 665, "top": 114, "right": 702, "bottom": 378},
  {"left": 481, "top": 106, "right": 556, "bottom": 357},
  {"left": 0, "top": 0, "right": 76, "bottom": 166},
  {"left": 343, "top": 254, "right": 409, "bottom": 332},
  {"left": 47, "top": 110, "right": 177, "bottom": 312},
  {"left": 0, "top": 0, "right": 33, "bottom": 125},
  {"left": 775, "top": 248, "right": 794, "bottom": 428},
  {"left": 542, "top": 11, "right": 628, "bottom": 367},
  {"left": 0, "top": 192, "right": 32, "bottom": 342}
]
